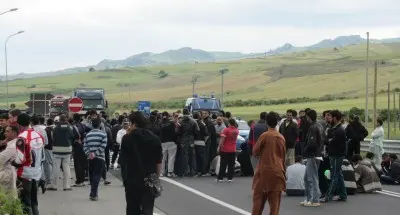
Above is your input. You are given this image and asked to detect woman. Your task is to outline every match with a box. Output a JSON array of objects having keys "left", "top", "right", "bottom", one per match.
[
  {"left": 369, "top": 118, "right": 384, "bottom": 169},
  {"left": 217, "top": 118, "right": 239, "bottom": 182},
  {"left": 120, "top": 112, "right": 162, "bottom": 215},
  {"left": 346, "top": 115, "right": 368, "bottom": 159}
]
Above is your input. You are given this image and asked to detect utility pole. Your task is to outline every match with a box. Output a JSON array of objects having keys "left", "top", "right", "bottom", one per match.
[
  {"left": 219, "top": 69, "right": 229, "bottom": 109},
  {"left": 191, "top": 75, "right": 199, "bottom": 95},
  {"left": 365, "top": 32, "right": 370, "bottom": 127},
  {"left": 388, "top": 82, "right": 391, "bottom": 139},
  {"left": 373, "top": 62, "right": 378, "bottom": 128},
  {"left": 394, "top": 90, "right": 397, "bottom": 132}
]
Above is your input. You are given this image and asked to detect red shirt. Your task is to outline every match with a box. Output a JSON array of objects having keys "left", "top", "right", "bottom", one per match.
[{"left": 220, "top": 126, "right": 239, "bottom": 153}]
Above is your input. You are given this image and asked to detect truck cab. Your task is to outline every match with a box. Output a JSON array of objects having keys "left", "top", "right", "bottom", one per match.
[
  {"left": 74, "top": 88, "right": 108, "bottom": 114},
  {"left": 184, "top": 94, "right": 222, "bottom": 115}
]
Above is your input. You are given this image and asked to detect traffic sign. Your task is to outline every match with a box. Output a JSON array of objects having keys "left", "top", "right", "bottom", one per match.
[
  {"left": 68, "top": 97, "right": 83, "bottom": 112},
  {"left": 137, "top": 101, "right": 151, "bottom": 115}
]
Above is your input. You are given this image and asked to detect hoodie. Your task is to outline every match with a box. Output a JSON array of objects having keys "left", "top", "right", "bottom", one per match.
[
  {"left": 178, "top": 115, "right": 199, "bottom": 141},
  {"left": 53, "top": 123, "right": 74, "bottom": 155},
  {"left": 120, "top": 128, "right": 162, "bottom": 185}
]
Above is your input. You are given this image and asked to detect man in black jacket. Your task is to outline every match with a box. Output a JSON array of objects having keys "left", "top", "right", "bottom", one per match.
[
  {"left": 193, "top": 112, "right": 209, "bottom": 176},
  {"left": 302, "top": 109, "right": 324, "bottom": 207},
  {"left": 160, "top": 111, "right": 177, "bottom": 177},
  {"left": 322, "top": 110, "right": 347, "bottom": 202},
  {"left": 279, "top": 109, "right": 299, "bottom": 166},
  {"left": 201, "top": 110, "right": 217, "bottom": 175},
  {"left": 248, "top": 112, "right": 268, "bottom": 171},
  {"left": 110, "top": 115, "right": 124, "bottom": 169}
]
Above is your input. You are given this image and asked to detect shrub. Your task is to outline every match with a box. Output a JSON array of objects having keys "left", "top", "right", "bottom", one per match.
[{"left": 0, "top": 187, "right": 25, "bottom": 215}]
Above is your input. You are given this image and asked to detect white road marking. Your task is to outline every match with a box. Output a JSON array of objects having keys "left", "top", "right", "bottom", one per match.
[
  {"left": 378, "top": 190, "right": 400, "bottom": 198},
  {"left": 161, "top": 177, "right": 251, "bottom": 215}
]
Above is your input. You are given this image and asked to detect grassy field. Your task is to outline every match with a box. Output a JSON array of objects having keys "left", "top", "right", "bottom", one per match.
[{"left": 1, "top": 42, "right": 400, "bottom": 110}]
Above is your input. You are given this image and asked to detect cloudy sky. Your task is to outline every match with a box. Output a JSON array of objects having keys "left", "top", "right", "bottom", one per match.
[{"left": 1, "top": 0, "right": 400, "bottom": 74}]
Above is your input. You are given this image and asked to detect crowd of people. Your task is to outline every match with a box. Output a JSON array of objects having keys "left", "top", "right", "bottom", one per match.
[{"left": 0, "top": 107, "right": 399, "bottom": 215}]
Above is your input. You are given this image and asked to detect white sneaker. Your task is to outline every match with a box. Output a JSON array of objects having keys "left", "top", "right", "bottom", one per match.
[{"left": 300, "top": 201, "right": 309, "bottom": 206}]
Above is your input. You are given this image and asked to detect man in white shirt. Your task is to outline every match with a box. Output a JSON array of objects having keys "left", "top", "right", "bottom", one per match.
[{"left": 286, "top": 155, "right": 306, "bottom": 196}]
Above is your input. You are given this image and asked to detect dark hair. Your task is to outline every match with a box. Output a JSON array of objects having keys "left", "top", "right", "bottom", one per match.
[
  {"left": 295, "top": 155, "right": 303, "bottom": 163},
  {"left": 306, "top": 109, "right": 317, "bottom": 122},
  {"left": 228, "top": 118, "right": 237, "bottom": 127},
  {"left": 291, "top": 110, "right": 297, "bottom": 117},
  {"left": 182, "top": 108, "right": 189, "bottom": 115},
  {"left": 47, "top": 118, "right": 54, "bottom": 126},
  {"left": 129, "top": 111, "right": 148, "bottom": 128},
  {"left": 330, "top": 110, "right": 342, "bottom": 121},
  {"left": 260, "top": 112, "right": 267, "bottom": 120},
  {"left": 91, "top": 117, "right": 101, "bottom": 128},
  {"left": 149, "top": 115, "right": 157, "bottom": 123},
  {"left": 85, "top": 111, "right": 91, "bottom": 117},
  {"left": 322, "top": 110, "right": 331, "bottom": 117},
  {"left": 9, "top": 109, "right": 21, "bottom": 117},
  {"left": 212, "top": 114, "right": 217, "bottom": 120},
  {"left": 17, "top": 113, "right": 31, "bottom": 127},
  {"left": 8, "top": 125, "right": 19, "bottom": 135},
  {"left": 220, "top": 110, "right": 225, "bottom": 117},
  {"left": 193, "top": 112, "right": 200, "bottom": 120},
  {"left": 247, "top": 120, "right": 254, "bottom": 127},
  {"left": 286, "top": 109, "right": 292, "bottom": 114},
  {"left": 351, "top": 154, "right": 363, "bottom": 163},
  {"left": 39, "top": 116, "right": 45, "bottom": 124},
  {"left": 304, "top": 108, "right": 311, "bottom": 113},
  {"left": 59, "top": 114, "right": 67, "bottom": 123},
  {"left": 0, "top": 113, "right": 9, "bottom": 120},
  {"left": 366, "top": 152, "right": 375, "bottom": 159},
  {"left": 389, "top": 154, "right": 398, "bottom": 160},
  {"left": 100, "top": 110, "right": 106, "bottom": 116},
  {"left": 266, "top": 111, "right": 279, "bottom": 128},
  {"left": 31, "top": 115, "right": 40, "bottom": 125},
  {"left": 225, "top": 112, "right": 232, "bottom": 118},
  {"left": 382, "top": 153, "right": 389, "bottom": 158},
  {"left": 377, "top": 118, "right": 383, "bottom": 126},
  {"left": 72, "top": 113, "right": 80, "bottom": 122},
  {"left": 117, "top": 115, "right": 124, "bottom": 124},
  {"left": 162, "top": 111, "right": 169, "bottom": 118}
]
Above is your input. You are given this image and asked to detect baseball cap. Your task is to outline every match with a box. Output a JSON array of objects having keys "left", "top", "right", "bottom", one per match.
[{"left": 54, "top": 116, "right": 60, "bottom": 122}]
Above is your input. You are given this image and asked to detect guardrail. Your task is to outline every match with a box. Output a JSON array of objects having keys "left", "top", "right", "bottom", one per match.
[{"left": 361, "top": 139, "right": 400, "bottom": 154}]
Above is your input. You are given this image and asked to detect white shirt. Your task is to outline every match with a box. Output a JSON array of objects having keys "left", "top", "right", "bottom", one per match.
[
  {"left": 116, "top": 128, "right": 127, "bottom": 145},
  {"left": 286, "top": 163, "right": 306, "bottom": 190}
]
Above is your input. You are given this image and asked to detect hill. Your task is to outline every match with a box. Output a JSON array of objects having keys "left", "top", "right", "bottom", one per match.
[{"left": 1, "top": 42, "right": 400, "bottom": 110}]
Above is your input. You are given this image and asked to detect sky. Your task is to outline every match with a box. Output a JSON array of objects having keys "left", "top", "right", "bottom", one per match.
[{"left": 1, "top": 0, "right": 400, "bottom": 75}]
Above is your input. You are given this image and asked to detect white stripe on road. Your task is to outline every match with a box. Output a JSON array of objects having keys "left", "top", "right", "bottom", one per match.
[
  {"left": 161, "top": 177, "right": 251, "bottom": 215},
  {"left": 378, "top": 190, "right": 400, "bottom": 198}
]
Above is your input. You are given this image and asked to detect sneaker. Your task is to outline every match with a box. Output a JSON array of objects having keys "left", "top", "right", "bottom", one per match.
[
  {"left": 304, "top": 202, "right": 320, "bottom": 207},
  {"left": 216, "top": 179, "right": 223, "bottom": 183},
  {"left": 300, "top": 201, "right": 308, "bottom": 206},
  {"left": 228, "top": 180, "right": 233, "bottom": 183},
  {"left": 167, "top": 173, "right": 175, "bottom": 177},
  {"left": 90, "top": 196, "right": 98, "bottom": 201},
  {"left": 47, "top": 187, "right": 57, "bottom": 191},
  {"left": 332, "top": 196, "right": 347, "bottom": 202},
  {"left": 72, "top": 183, "right": 85, "bottom": 187},
  {"left": 104, "top": 181, "right": 111, "bottom": 186},
  {"left": 63, "top": 188, "right": 73, "bottom": 191},
  {"left": 39, "top": 180, "right": 47, "bottom": 194}
]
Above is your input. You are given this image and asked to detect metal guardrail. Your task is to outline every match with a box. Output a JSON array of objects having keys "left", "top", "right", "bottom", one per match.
[{"left": 361, "top": 139, "right": 400, "bottom": 154}]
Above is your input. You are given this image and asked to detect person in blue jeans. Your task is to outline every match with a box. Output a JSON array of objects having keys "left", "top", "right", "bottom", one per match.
[
  {"left": 322, "top": 110, "right": 347, "bottom": 202},
  {"left": 301, "top": 109, "right": 324, "bottom": 207},
  {"left": 83, "top": 117, "right": 107, "bottom": 201}
]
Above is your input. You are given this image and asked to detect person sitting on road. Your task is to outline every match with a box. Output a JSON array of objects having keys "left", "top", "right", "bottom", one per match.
[
  {"left": 352, "top": 154, "right": 382, "bottom": 193},
  {"left": 381, "top": 153, "right": 391, "bottom": 176},
  {"left": 380, "top": 154, "right": 400, "bottom": 185},
  {"left": 285, "top": 155, "right": 305, "bottom": 196},
  {"left": 341, "top": 159, "right": 357, "bottom": 195},
  {"left": 364, "top": 152, "right": 381, "bottom": 176}
]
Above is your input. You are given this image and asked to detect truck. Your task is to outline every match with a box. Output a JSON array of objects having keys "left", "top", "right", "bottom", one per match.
[
  {"left": 73, "top": 88, "right": 108, "bottom": 115},
  {"left": 184, "top": 93, "right": 223, "bottom": 115}
]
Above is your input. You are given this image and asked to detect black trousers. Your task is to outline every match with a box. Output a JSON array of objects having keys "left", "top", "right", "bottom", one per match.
[
  {"left": 89, "top": 158, "right": 105, "bottom": 198},
  {"left": 218, "top": 152, "right": 236, "bottom": 180},
  {"left": 125, "top": 184, "right": 155, "bottom": 215},
  {"left": 105, "top": 145, "right": 110, "bottom": 171},
  {"left": 73, "top": 145, "right": 87, "bottom": 184},
  {"left": 195, "top": 145, "right": 206, "bottom": 174},
  {"left": 347, "top": 141, "right": 360, "bottom": 160},
  {"left": 18, "top": 178, "right": 39, "bottom": 215},
  {"left": 111, "top": 144, "right": 120, "bottom": 165},
  {"left": 318, "top": 156, "right": 330, "bottom": 197}
]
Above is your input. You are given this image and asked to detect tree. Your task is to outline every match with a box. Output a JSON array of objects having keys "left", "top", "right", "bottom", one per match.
[
  {"left": 158, "top": 70, "right": 168, "bottom": 78},
  {"left": 89, "top": 67, "right": 96, "bottom": 72}
]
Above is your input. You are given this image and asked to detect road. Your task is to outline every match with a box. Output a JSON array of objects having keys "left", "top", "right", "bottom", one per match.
[{"left": 38, "top": 169, "right": 400, "bottom": 215}]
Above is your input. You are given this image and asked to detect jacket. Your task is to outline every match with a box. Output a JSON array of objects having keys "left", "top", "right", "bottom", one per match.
[
  {"left": 53, "top": 123, "right": 74, "bottom": 155},
  {"left": 248, "top": 119, "right": 268, "bottom": 155},
  {"left": 0, "top": 138, "right": 18, "bottom": 197},
  {"left": 327, "top": 123, "right": 347, "bottom": 157},
  {"left": 160, "top": 118, "right": 177, "bottom": 143},
  {"left": 355, "top": 159, "right": 382, "bottom": 193},
  {"left": 279, "top": 119, "right": 299, "bottom": 149},
  {"left": 45, "top": 125, "right": 54, "bottom": 150},
  {"left": 178, "top": 116, "right": 199, "bottom": 142},
  {"left": 194, "top": 120, "right": 209, "bottom": 145},
  {"left": 299, "top": 116, "right": 310, "bottom": 142},
  {"left": 111, "top": 124, "right": 122, "bottom": 144},
  {"left": 303, "top": 121, "right": 324, "bottom": 158},
  {"left": 390, "top": 159, "right": 400, "bottom": 182},
  {"left": 120, "top": 128, "right": 162, "bottom": 185},
  {"left": 346, "top": 122, "right": 368, "bottom": 146}
]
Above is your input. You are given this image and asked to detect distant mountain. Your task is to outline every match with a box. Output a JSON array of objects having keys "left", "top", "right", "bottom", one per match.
[{"left": 4, "top": 35, "right": 400, "bottom": 80}]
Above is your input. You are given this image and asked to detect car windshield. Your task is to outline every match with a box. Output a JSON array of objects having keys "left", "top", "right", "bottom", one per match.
[
  {"left": 237, "top": 121, "right": 250, "bottom": 130},
  {"left": 192, "top": 98, "right": 221, "bottom": 110},
  {"left": 82, "top": 99, "right": 103, "bottom": 109}
]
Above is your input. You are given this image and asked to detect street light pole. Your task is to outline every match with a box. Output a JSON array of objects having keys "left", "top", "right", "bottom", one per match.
[
  {"left": 365, "top": 32, "right": 370, "bottom": 126},
  {"left": 5, "top": 31, "right": 24, "bottom": 108},
  {"left": 219, "top": 69, "right": 229, "bottom": 109},
  {"left": 0, "top": 8, "right": 18, "bottom": 16}
]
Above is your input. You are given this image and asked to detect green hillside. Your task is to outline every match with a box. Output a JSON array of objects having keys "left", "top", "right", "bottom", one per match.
[{"left": 1, "top": 42, "right": 400, "bottom": 110}]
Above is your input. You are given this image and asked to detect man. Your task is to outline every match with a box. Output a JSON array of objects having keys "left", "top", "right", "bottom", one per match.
[
  {"left": 48, "top": 114, "right": 74, "bottom": 191},
  {"left": 160, "top": 111, "right": 177, "bottom": 177},
  {"left": 214, "top": 116, "right": 226, "bottom": 146},
  {"left": 318, "top": 110, "right": 331, "bottom": 198},
  {"left": 286, "top": 155, "right": 306, "bottom": 196},
  {"left": 351, "top": 154, "right": 382, "bottom": 193},
  {"left": 43, "top": 118, "right": 55, "bottom": 188},
  {"left": 14, "top": 113, "right": 44, "bottom": 215},
  {"left": 31, "top": 115, "right": 49, "bottom": 193},
  {"left": 71, "top": 113, "right": 89, "bottom": 187},
  {"left": 0, "top": 125, "right": 19, "bottom": 197},
  {"left": 177, "top": 108, "right": 199, "bottom": 177},
  {"left": 248, "top": 112, "right": 268, "bottom": 171},
  {"left": 101, "top": 118, "right": 112, "bottom": 185},
  {"left": 380, "top": 154, "right": 400, "bottom": 184},
  {"left": 116, "top": 118, "right": 129, "bottom": 182},
  {"left": 322, "top": 110, "right": 347, "bottom": 202},
  {"left": 84, "top": 117, "right": 107, "bottom": 201},
  {"left": 8, "top": 109, "right": 23, "bottom": 133},
  {"left": 301, "top": 109, "right": 324, "bottom": 207},
  {"left": 297, "top": 109, "right": 310, "bottom": 156},
  {"left": 279, "top": 109, "right": 299, "bottom": 166},
  {"left": 0, "top": 113, "right": 9, "bottom": 152},
  {"left": 201, "top": 110, "right": 217, "bottom": 174},
  {"left": 110, "top": 115, "right": 124, "bottom": 169},
  {"left": 193, "top": 112, "right": 209, "bottom": 176},
  {"left": 252, "top": 112, "right": 285, "bottom": 215}
]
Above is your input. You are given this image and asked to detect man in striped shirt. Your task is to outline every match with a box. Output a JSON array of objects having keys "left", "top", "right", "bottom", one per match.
[{"left": 83, "top": 117, "right": 107, "bottom": 201}]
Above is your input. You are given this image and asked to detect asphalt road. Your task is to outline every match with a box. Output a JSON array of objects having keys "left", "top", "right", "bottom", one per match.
[{"left": 109, "top": 169, "right": 400, "bottom": 215}]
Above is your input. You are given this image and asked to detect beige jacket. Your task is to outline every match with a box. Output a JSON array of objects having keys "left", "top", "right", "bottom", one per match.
[{"left": 0, "top": 138, "right": 18, "bottom": 198}]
